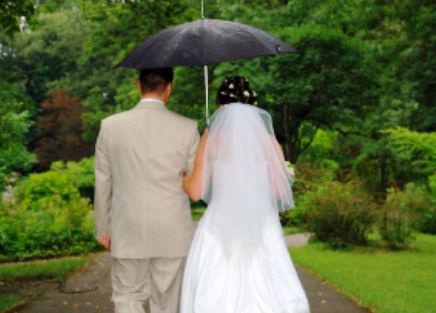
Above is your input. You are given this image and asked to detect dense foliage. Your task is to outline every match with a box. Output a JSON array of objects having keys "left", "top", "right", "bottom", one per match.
[
  {"left": 0, "top": 0, "right": 434, "bottom": 255},
  {"left": 0, "top": 1, "right": 34, "bottom": 35},
  {"left": 302, "top": 179, "right": 378, "bottom": 249},
  {"left": 0, "top": 158, "right": 97, "bottom": 261},
  {"left": 0, "top": 82, "right": 36, "bottom": 192}
]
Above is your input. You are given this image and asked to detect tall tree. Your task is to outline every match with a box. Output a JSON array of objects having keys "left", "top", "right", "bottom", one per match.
[
  {"left": 35, "top": 89, "right": 92, "bottom": 170},
  {"left": 396, "top": 0, "right": 436, "bottom": 131},
  {"left": 68, "top": 0, "right": 196, "bottom": 142},
  {"left": 262, "top": 26, "right": 377, "bottom": 162},
  {"left": 13, "top": 8, "right": 86, "bottom": 106},
  {"left": 0, "top": 81, "right": 36, "bottom": 191}
]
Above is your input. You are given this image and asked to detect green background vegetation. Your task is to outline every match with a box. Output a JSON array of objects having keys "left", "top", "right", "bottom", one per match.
[{"left": 0, "top": 1, "right": 434, "bottom": 312}]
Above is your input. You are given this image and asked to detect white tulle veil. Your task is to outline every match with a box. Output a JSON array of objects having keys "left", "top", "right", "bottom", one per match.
[{"left": 201, "top": 103, "right": 294, "bottom": 261}]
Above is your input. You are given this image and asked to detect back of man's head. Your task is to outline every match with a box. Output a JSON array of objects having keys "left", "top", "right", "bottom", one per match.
[{"left": 138, "top": 68, "right": 174, "bottom": 94}]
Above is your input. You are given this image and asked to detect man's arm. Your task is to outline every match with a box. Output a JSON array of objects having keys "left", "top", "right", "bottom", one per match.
[
  {"left": 186, "top": 122, "right": 200, "bottom": 176},
  {"left": 183, "top": 128, "right": 207, "bottom": 201},
  {"left": 94, "top": 120, "right": 112, "bottom": 251}
]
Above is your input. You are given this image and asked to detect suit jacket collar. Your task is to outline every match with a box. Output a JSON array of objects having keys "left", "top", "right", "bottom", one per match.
[{"left": 134, "top": 98, "right": 167, "bottom": 110}]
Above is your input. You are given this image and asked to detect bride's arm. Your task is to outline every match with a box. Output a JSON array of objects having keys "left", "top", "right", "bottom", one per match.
[
  {"left": 182, "top": 129, "right": 209, "bottom": 201},
  {"left": 271, "top": 136, "right": 289, "bottom": 198}
]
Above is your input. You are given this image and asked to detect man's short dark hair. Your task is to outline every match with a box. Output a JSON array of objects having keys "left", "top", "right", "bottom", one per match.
[{"left": 138, "top": 68, "right": 174, "bottom": 93}]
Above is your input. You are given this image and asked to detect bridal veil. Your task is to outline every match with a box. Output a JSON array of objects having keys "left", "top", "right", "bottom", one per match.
[{"left": 200, "top": 103, "right": 294, "bottom": 261}]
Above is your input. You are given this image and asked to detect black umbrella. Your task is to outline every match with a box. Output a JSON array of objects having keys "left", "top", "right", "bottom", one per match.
[
  {"left": 117, "top": 18, "right": 296, "bottom": 69},
  {"left": 118, "top": 13, "right": 296, "bottom": 121}
]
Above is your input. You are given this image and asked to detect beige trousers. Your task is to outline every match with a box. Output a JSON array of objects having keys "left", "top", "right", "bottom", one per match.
[{"left": 111, "top": 258, "right": 185, "bottom": 313}]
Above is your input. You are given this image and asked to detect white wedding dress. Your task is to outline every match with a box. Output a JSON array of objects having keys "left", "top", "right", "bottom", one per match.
[{"left": 180, "top": 103, "right": 310, "bottom": 313}]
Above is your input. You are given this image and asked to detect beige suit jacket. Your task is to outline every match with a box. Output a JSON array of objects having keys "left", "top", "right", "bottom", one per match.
[{"left": 94, "top": 99, "right": 200, "bottom": 258}]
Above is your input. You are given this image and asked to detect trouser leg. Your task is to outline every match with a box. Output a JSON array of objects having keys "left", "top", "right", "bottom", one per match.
[
  {"left": 149, "top": 258, "right": 185, "bottom": 313},
  {"left": 111, "top": 258, "right": 151, "bottom": 313}
]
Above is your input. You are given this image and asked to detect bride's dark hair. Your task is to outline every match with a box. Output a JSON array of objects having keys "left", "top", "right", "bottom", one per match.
[{"left": 216, "top": 76, "right": 258, "bottom": 105}]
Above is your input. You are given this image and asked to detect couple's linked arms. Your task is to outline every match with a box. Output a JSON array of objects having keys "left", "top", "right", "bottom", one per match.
[
  {"left": 182, "top": 129, "right": 209, "bottom": 201},
  {"left": 181, "top": 129, "right": 288, "bottom": 202}
]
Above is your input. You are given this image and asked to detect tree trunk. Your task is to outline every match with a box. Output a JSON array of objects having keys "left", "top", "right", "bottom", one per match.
[
  {"left": 282, "top": 105, "right": 299, "bottom": 163},
  {"left": 282, "top": 105, "right": 291, "bottom": 160},
  {"left": 378, "top": 157, "right": 388, "bottom": 202}
]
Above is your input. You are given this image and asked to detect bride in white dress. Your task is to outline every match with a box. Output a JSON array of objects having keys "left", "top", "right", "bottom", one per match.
[{"left": 180, "top": 76, "right": 310, "bottom": 313}]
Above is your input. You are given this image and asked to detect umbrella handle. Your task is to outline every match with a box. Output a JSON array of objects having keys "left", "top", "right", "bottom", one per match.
[{"left": 204, "top": 65, "right": 210, "bottom": 126}]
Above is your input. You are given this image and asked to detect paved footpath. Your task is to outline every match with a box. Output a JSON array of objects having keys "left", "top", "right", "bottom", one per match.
[{"left": 14, "top": 234, "right": 371, "bottom": 313}]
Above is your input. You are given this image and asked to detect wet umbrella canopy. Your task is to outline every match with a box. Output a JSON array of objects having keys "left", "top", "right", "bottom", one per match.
[
  {"left": 117, "top": 18, "right": 296, "bottom": 69},
  {"left": 117, "top": 13, "right": 296, "bottom": 122}
]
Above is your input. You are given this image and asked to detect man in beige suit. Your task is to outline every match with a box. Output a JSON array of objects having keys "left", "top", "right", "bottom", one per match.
[{"left": 94, "top": 68, "right": 200, "bottom": 313}]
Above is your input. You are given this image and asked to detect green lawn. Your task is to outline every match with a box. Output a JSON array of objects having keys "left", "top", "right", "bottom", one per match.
[
  {"left": 0, "top": 256, "right": 89, "bottom": 313},
  {"left": 290, "top": 233, "right": 436, "bottom": 313},
  {"left": 0, "top": 256, "right": 89, "bottom": 281},
  {"left": 0, "top": 296, "right": 22, "bottom": 313}
]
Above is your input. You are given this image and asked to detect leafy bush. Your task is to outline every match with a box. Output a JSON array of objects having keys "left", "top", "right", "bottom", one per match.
[
  {"left": 13, "top": 171, "right": 80, "bottom": 211},
  {"left": 378, "top": 186, "right": 429, "bottom": 249},
  {"left": 302, "top": 180, "right": 378, "bottom": 249},
  {"left": 281, "top": 163, "right": 337, "bottom": 229},
  {"left": 0, "top": 197, "right": 99, "bottom": 261},
  {"left": 14, "top": 157, "right": 95, "bottom": 206},
  {"left": 0, "top": 158, "right": 99, "bottom": 261},
  {"left": 50, "top": 158, "right": 95, "bottom": 200}
]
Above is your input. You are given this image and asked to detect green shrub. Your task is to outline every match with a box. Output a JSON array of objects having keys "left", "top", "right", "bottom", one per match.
[
  {"left": 379, "top": 185, "right": 431, "bottom": 249},
  {"left": 281, "top": 163, "right": 337, "bottom": 229},
  {"left": 50, "top": 158, "right": 95, "bottom": 200},
  {"left": 0, "top": 196, "right": 99, "bottom": 261},
  {"left": 0, "top": 158, "right": 99, "bottom": 261},
  {"left": 302, "top": 180, "right": 378, "bottom": 249},
  {"left": 379, "top": 183, "right": 436, "bottom": 249},
  {"left": 281, "top": 206, "right": 307, "bottom": 229},
  {"left": 13, "top": 171, "right": 80, "bottom": 210},
  {"left": 13, "top": 157, "right": 95, "bottom": 208}
]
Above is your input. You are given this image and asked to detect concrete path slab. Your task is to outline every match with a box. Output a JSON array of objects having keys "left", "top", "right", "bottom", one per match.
[{"left": 285, "top": 232, "right": 311, "bottom": 247}]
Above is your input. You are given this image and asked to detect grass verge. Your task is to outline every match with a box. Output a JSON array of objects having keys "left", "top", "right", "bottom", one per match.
[
  {"left": 0, "top": 256, "right": 89, "bottom": 282},
  {"left": 289, "top": 233, "right": 436, "bottom": 313},
  {"left": 0, "top": 256, "right": 89, "bottom": 313},
  {"left": 0, "top": 296, "right": 22, "bottom": 313}
]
